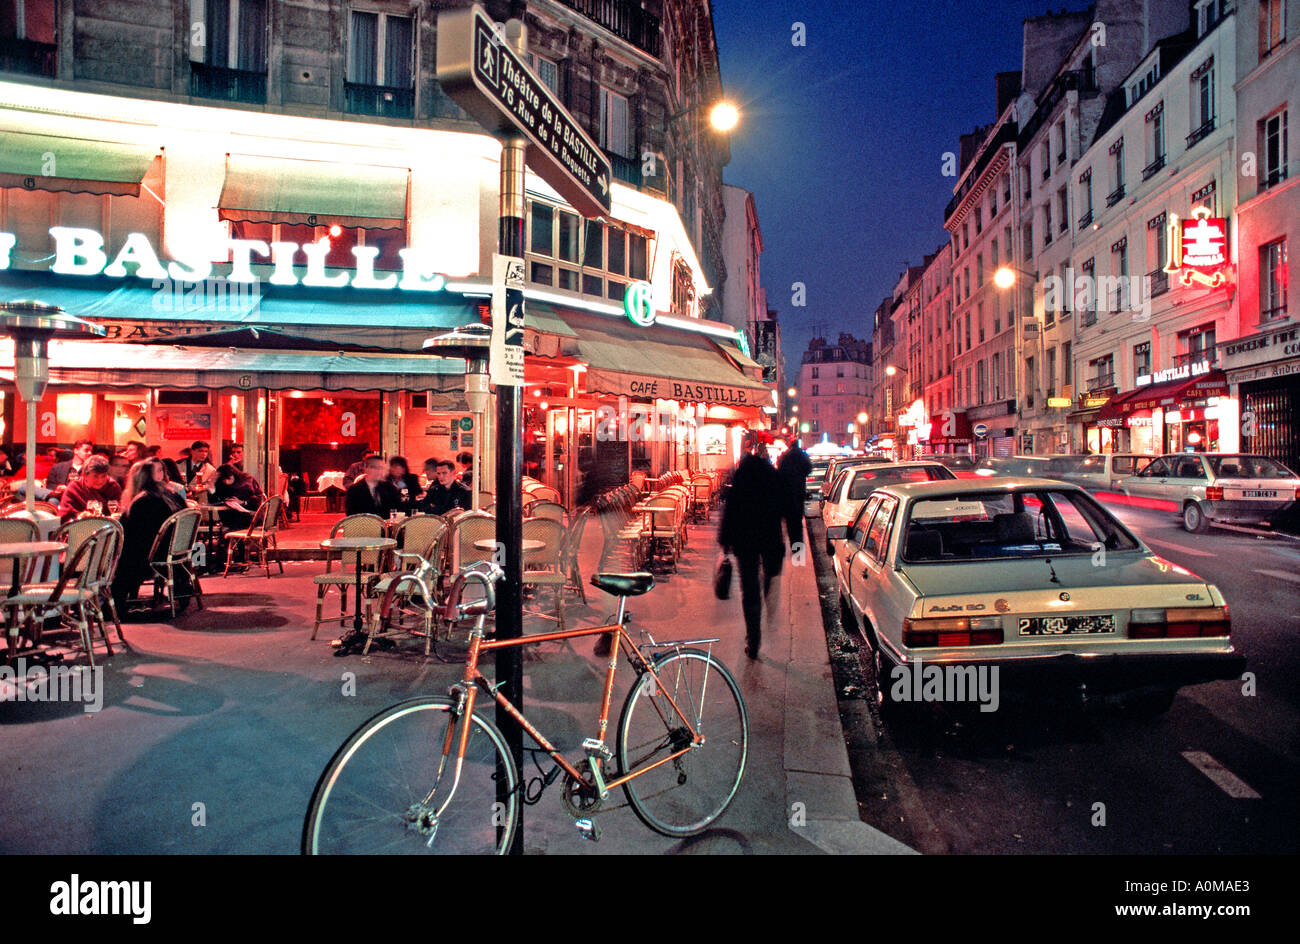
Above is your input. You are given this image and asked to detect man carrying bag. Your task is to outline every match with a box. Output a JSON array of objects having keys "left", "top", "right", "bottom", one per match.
[{"left": 717, "top": 431, "right": 785, "bottom": 659}]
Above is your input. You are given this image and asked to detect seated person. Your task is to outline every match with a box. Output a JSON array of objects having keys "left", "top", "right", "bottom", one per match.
[
  {"left": 385, "top": 456, "right": 422, "bottom": 514},
  {"left": 179, "top": 441, "right": 218, "bottom": 503},
  {"left": 456, "top": 450, "right": 475, "bottom": 488},
  {"left": 344, "top": 448, "right": 379, "bottom": 485},
  {"left": 418, "top": 459, "right": 473, "bottom": 515},
  {"left": 57, "top": 456, "right": 123, "bottom": 523},
  {"left": 46, "top": 439, "right": 95, "bottom": 496},
  {"left": 212, "top": 463, "right": 264, "bottom": 532},
  {"left": 111, "top": 458, "right": 188, "bottom": 613},
  {"left": 345, "top": 456, "right": 401, "bottom": 517}
]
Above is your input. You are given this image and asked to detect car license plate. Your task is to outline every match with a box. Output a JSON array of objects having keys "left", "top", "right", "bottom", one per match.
[
  {"left": 1238, "top": 489, "right": 1277, "bottom": 499},
  {"left": 1018, "top": 614, "right": 1115, "bottom": 636}
]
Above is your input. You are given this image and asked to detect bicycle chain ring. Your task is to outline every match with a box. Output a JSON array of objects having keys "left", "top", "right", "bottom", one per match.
[{"left": 560, "top": 764, "right": 604, "bottom": 818}]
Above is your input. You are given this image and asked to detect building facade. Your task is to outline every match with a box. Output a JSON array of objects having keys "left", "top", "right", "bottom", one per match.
[{"left": 797, "top": 333, "right": 870, "bottom": 447}]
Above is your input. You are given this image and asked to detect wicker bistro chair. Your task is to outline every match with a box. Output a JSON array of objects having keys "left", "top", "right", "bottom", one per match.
[
  {"left": 521, "top": 517, "right": 568, "bottom": 631},
  {"left": 596, "top": 493, "right": 644, "bottom": 571},
  {"left": 53, "top": 517, "right": 126, "bottom": 645},
  {"left": 364, "top": 525, "right": 450, "bottom": 657},
  {"left": 559, "top": 505, "right": 591, "bottom": 604},
  {"left": 147, "top": 508, "right": 205, "bottom": 618},
  {"left": 690, "top": 475, "right": 713, "bottom": 523},
  {"left": 528, "top": 484, "right": 562, "bottom": 505},
  {"left": 223, "top": 495, "right": 284, "bottom": 578},
  {"left": 311, "top": 514, "right": 388, "bottom": 641},
  {"left": 450, "top": 511, "right": 497, "bottom": 572},
  {"left": 524, "top": 500, "right": 566, "bottom": 524},
  {"left": 2, "top": 525, "right": 116, "bottom": 667},
  {"left": 0, "top": 518, "right": 40, "bottom": 590},
  {"left": 641, "top": 495, "right": 681, "bottom": 573}
]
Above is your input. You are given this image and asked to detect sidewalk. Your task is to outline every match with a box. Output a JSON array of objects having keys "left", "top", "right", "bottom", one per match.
[{"left": 0, "top": 512, "right": 910, "bottom": 855}]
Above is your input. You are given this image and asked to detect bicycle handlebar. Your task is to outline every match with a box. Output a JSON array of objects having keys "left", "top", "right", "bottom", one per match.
[{"left": 441, "top": 560, "right": 505, "bottom": 622}]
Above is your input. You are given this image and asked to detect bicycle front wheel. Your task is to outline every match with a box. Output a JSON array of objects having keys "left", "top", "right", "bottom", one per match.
[
  {"left": 616, "top": 649, "right": 748, "bottom": 837},
  {"left": 303, "top": 696, "right": 519, "bottom": 854}
]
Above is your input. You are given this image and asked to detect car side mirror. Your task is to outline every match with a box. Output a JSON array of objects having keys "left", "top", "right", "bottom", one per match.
[{"left": 825, "top": 525, "right": 849, "bottom": 542}]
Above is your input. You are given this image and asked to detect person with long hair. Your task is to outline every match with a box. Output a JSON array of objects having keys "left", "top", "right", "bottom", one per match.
[
  {"left": 385, "top": 456, "right": 421, "bottom": 514},
  {"left": 112, "top": 458, "right": 187, "bottom": 614},
  {"left": 213, "top": 463, "right": 264, "bottom": 532}
]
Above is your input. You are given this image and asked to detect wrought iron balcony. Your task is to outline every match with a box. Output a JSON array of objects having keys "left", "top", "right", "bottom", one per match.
[
  {"left": 0, "top": 36, "right": 56, "bottom": 77},
  {"left": 1147, "top": 268, "right": 1169, "bottom": 297},
  {"left": 1142, "top": 154, "right": 1166, "bottom": 180},
  {"left": 1173, "top": 347, "right": 1217, "bottom": 370},
  {"left": 1105, "top": 184, "right": 1125, "bottom": 207},
  {"left": 190, "top": 62, "right": 267, "bottom": 104},
  {"left": 345, "top": 82, "right": 414, "bottom": 119},
  {"left": 1078, "top": 209, "right": 1093, "bottom": 228},
  {"left": 1186, "top": 117, "right": 1215, "bottom": 148},
  {"left": 557, "top": 0, "right": 662, "bottom": 57}
]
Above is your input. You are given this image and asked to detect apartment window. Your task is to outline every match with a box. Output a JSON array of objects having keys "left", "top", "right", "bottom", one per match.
[
  {"left": 1260, "top": 110, "right": 1289, "bottom": 190},
  {"left": 1040, "top": 142, "right": 1051, "bottom": 182},
  {"left": 1089, "top": 353, "right": 1114, "bottom": 391},
  {"left": 1004, "top": 225, "right": 1013, "bottom": 264},
  {"left": 1189, "top": 61, "right": 1216, "bottom": 145},
  {"left": 988, "top": 188, "right": 997, "bottom": 216},
  {"left": 1, "top": 0, "right": 55, "bottom": 59},
  {"left": 1024, "top": 356, "right": 1035, "bottom": 408},
  {"left": 201, "top": 0, "right": 268, "bottom": 72},
  {"left": 1062, "top": 341, "right": 1072, "bottom": 388},
  {"left": 812, "top": 367, "right": 820, "bottom": 379},
  {"left": 963, "top": 221, "right": 970, "bottom": 248},
  {"left": 1046, "top": 347, "right": 1057, "bottom": 398},
  {"left": 991, "top": 238, "right": 999, "bottom": 268},
  {"left": 993, "top": 295, "right": 1001, "bottom": 334},
  {"left": 1107, "top": 139, "right": 1125, "bottom": 206},
  {"left": 1178, "top": 324, "right": 1217, "bottom": 368},
  {"left": 1144, "top": 102, "right": 1165, "bottom": 178},
  {"left": 978, "top": 303, "right": 985, "bottom": 343},
  {"left": 1111, "top": 240, "right": 1129, "bottom": 310},
  {"left": 1043, "top": 203, "right": 1053, "bottom": 246},
  {"left": 1197, "top": 0, "right": 1227, "bottom": 37},
  {"left": 530, "top": 54, "right": 559, "bottom": 95},
  {"left": 1133, "top": 341, "right": 1151, "bottom": 381},
  {"left": 598, "top": 87, "right": 633, "bottom": 159},
  {"left": 348, "top": 10, "right": 413, "bottom": 89},
  {"left": 1261, "top": 239, "right": 1288, "bottom": 321},
  {"left": 1022, "top": 223, "right": 1033, "bottom": 262},
  {"left": 963, "top": 267, "right": 970, "bottom": 299},
  {"left": 528, "top": 201, "right": 646, "bottom": 296},
  {"left": 1056, "top": 121, "right": 1067, "bottom": 165},
  {"left": 1260, "top": 0, "right": 1286, "bottom": 58},
  {"left": 1147, "top": 212, "right": 1169, "bottom": 295},
  {"left": 1056, "top": 187, "right": 1069, "bottom": 234},
  {"left": 837, "top": 365, "right": 845, "bottom": 378},
  {"left": 1078, "top": 170, "right": 1094, "bottom": 227},
  {"left": 976, "top": 253, "right": 984, "bottom": 286},
  {"left": 811, "top": 384, "right": 819, "bottom": 396},
  {"left": 1022, "top": 167, "right": 1033, "bottom": 202},
  {"left": 1002, "top": 172, "right": 1012, "bottom": 205},
  {"left": 991, "top": 352, "right": 1003, "bottom": 399},
  {"left": 974, "top": 206, "right": 983, "bottom": 234},
  {"left": 976, "top": 359, "right": 986, "bottom": 404},
  {"left": 965, "top": 314, "right": 971, "bottom": 349},
  {"left": 1079, "top": 257, "right": 1096, "bottom": 326}
]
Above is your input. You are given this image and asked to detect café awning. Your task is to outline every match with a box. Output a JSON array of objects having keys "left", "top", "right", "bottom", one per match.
[
  {"left": 555, "top": 309, "right": 773, "bottom": 408},
  {"left": 0, "top": 131, "right": 157, "bottom": 196},
  {"left": 1117, "top": 370, "right": 1229, "bottom": 415},
  {"left": 217, "top": 154, "right": 410, "bottom": 230},
  {"left": 0, "top": 340, "right": 464, "bottom": 392}
]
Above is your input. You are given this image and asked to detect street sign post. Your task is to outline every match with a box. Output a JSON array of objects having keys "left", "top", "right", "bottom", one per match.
[
  {"left": 437, "top": 4, "right": 613, "bottom": 219},
  {"left": 437, "top": 5, "right": 616, "bottom": 855}
]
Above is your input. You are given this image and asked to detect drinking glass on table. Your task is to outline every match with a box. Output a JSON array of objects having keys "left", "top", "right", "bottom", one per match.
[
  {"left": 108, "top": 499, "right": 120, "bottom": 514},
  {"left": 87, "top": 499, "right": 103, "bottom": 516}
]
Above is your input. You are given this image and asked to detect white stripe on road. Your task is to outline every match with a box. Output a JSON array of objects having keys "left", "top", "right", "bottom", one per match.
[
  {"left": 1258, "top": 569, "right": 1300, "bottom": 585},
  {"left": 1181, "top": 751, "right": 1261, "bottom": 799},
  {"left": 1144, "top": 538, "right": 1215, "bottom": 557}
]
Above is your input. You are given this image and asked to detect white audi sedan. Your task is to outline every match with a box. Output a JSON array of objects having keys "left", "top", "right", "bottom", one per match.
[
  {"left": 821, "top": 461, "right": 955, "bottom": 555},
  {"left": 826, "top": 478, "right": 1243, "bottom": 717}
]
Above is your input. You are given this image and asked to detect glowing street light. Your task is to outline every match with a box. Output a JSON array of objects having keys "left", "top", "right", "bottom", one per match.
[
  {"left": 708, "top": 101, "right": 741, "bottom": 132},
  {"left": 857, "top": 411, "right": 869, "bottom": 425},
  {"left": 787, "top": 387, "right": 798, "bottom": 398}
]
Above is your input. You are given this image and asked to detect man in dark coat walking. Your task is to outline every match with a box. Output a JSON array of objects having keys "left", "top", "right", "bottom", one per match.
[
  {"left": 776, "top": 440, "right": 812, "bottom": 550},
  {"left": 718, "top": 431, "right": 786, "bottom": 659}
]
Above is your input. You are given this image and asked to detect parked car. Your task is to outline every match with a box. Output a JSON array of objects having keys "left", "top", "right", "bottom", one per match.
[
  {"left": 973, "top": 455, "right": 1059, "bottom": 478},
  {"left": 805, "top": 457, "right": 834, "bottom": 505},
  {"left": 1115, "top": 453, "right": 1300, "bottom": 532},
  {"left": 1049, "top": 453, "right": 1154, "bottom": 492},
  {"left": 826, "top": 478, "right": 1243, "bottom": 716},
  {"left": 823, "top": 454, "right": 890, "bottom": 493},
  {"left": 821, "top": 461, "right": 956, "bottom": 553},
  {"left": 919, "top": 454, "right": 979, "bottom": 478}
]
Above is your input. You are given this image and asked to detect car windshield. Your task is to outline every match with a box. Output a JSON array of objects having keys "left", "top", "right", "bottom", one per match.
[
  {"left": 848, "top": 466, "right": 953, "bottom": 500},
  {"left": 931, "top": 455, "right": 976, "bottom": 471},
  {"left": 900, "top": 488, "right": 1140, "bottom": 562},
  {"left": 1207, "top": 455, "right": 1297, "bottom": 479}
]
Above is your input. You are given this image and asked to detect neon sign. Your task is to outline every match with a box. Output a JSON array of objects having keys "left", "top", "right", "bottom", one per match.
[
  {"left": 0, "top": 227, "right": 448, "bottom": 292},
  {"left": 1164, "top": 207, "right": 1230, "bottom": 288},
  {"left": 623, "top": 280, "right": 655, "bottom": 326}
]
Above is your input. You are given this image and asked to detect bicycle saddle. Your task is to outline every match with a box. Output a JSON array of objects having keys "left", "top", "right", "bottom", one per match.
[{"left": 591, "top": 572, "right": 655, "bottom": 597}]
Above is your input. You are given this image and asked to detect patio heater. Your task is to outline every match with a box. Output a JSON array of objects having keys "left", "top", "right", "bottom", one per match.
[
  {"left": 424, "top": 322, "right": 491, "bottom": 509},
  {"left": 0, "top": 301, "right": 106, "bottom": 514}
]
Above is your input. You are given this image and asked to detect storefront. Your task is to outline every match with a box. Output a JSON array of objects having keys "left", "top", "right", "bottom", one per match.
[
  {"left": 1100, "top": 369, "right": 1232, "bottom": 455},
  {"left": 1222, "top": 324, "right": 1300, "bottom": 472},
  {"left": 922, "top": 411, "right": 973, "bottom": 454},
  {"left": 1072, "top": 389, "right": 1118, "bottom": 453},
  {"left": 965, "top": 399, "right": 1016, "bottom": 457}
]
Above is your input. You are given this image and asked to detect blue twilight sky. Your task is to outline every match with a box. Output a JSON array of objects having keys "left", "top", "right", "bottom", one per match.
[{"left": 711, "top": 0, "right": 1092, "bottom": 380}]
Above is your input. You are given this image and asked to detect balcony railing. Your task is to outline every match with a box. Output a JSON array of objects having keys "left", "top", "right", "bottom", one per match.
[
  {"left": 1173, "top": 346, "right": 1217, "bottom": 370},
  {"left": 606, "top": 150, "right": 641, "bottom": 188},
  {"left": 0, "top": 37, "right": 56, "bottom": 77},
  {"left": 557, "top": 0, "right": 662, "bottom": 57},
  {"left": 1186, "top": 117, "right": 1216, "bottom": 147},
  {"left": 1105, "top": 184, "right": 1126, "bottom": 207},
  {"left": 1147, "top": 268, "right": 1169, "bottom": 297},
  {"left": 1141, "top": 154, "right": 1166, "bottom": 180},
  {"left": 1090, "top": 373, "right": 1115, "bottom": 391},
  {"left": 345, "top": 82, "right": 414, "bottom": 119},
  {"left": 190, "top": 62, "right": 267, "bottom": 104},
  {"left": 1078, "top": 209, "right": 1093, "bottom": 228}
]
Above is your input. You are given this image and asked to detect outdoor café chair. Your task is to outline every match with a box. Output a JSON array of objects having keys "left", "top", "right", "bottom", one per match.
[
  {"left": 147, "top": 507, "right": 205, "bottom": 618},
  {"left": 223, "top": 495, "right": 284, "bottom": 578},
  {"left": 364, "top": 525, "right": 449, "bottom": 657},
  {"left": 524, "top": 499, "right": 566, "bottom": 524},
  {"left": 559, "top": 505, "right": 591, "bottom": 604},
  {"left": 450, "top": 511, "right": 496, "bottom": 571},
  {"left": 521, "top": 517, "right": 568, "bottom": 631},
  {"left": 311, "top": 513, "right": 388, "bottom": 641}
]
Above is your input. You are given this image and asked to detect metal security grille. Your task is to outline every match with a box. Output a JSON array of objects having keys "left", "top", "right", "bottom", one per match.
[{"left": 1242, "top": 377, "right": 1300, "bottom": 473}]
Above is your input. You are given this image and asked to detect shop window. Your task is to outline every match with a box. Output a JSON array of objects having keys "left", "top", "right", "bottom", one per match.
[
  {"left": 582, "top": 220, "right": 603, "bottom": 268},
  {"left": 628, "top": 233, "right": 647, "bottom": 280},
  {"left": 1260, "top": 239, "right": 1288, "bottom": 322},
  {"left": 582, "top": 273, "right": 603, "bottom": 297},
  {"left": 557, "top": 210, "right": 580, "bottom": 263},
  {"left": 531, "top": 262, "right": 553, "bottom": 286},
  {"left": 607, "top": 229, "right": 625, "bottom": 275},
  {"left": 228, "top": 221, "right": 397, "bottom": 270},
  {"left": 605, "top": 278, "right": 626, "bottom": 301}
]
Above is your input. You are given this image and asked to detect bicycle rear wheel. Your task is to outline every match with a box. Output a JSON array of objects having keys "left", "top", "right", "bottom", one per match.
[
  {"left": 616, "top": 649, "right": 748, "bottom": 837},
  {"left": 303, "top": 696, "right": 519, "bottom": 854}
]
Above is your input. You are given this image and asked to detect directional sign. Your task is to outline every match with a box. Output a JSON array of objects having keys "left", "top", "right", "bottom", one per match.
[{"left": 437, "top": 5, "right": 613, "bottom": 218}]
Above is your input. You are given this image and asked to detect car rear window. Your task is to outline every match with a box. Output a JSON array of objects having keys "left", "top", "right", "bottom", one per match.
[
  {"left": 847, "top": 466, "right": 951, "bottom": 500},
  {"left": 1208, "top": 455, "right": 1296, "bottom": 478},
  {"left": 902, "top": 488, "right": 1139, "bottom": 562}
]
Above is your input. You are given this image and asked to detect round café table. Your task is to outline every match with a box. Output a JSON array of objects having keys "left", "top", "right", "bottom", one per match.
[
  {"left": 0, "top": 541, "right": 67, "bottom": 655},
  {"left": 473, "top": 539, "right": 544, "bottom": 553},
  {"left": 319, "top": 536, "right": 397, "bottom": 632}
]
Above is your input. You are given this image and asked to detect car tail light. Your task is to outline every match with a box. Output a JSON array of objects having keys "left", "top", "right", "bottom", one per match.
[
  {"left": 1128, "top": 606, "right": 1230, "bottom": 638},
  {"left": 1295, "top": 487, "right": 1300, "bottom": 501},
  {"left": 904, "top": 616, "right": 1003, "bottom": 648},
  {"left": 1205, "top": 486, "right": 1224, "bottom": 501}
]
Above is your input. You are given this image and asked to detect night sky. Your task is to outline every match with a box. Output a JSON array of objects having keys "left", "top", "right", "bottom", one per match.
[{"left": 712, "top": 0, "right": 1093, "bottom": 380}]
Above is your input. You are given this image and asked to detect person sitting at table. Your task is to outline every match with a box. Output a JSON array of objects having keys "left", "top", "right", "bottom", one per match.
[
  {"left": 418, "top": 459, "right": 473, "bottom": 515},
  {"left": 46, "top": 439, "right": 95, "bottom": 496},
  {"left": 212, "top": 463, "right": 263, "bottom": 532},
  {"left": 344, "top": 445, "right": 376, "bottom": 484},
  {"left": 456, "top": 450, "right": 475, "bottom": 488},
  {"left": 112, "top": 458, "right": 187, "bottom": 615},
  {"left": 57, "top": 455, "right": 123, "bottom": 523},
  {"left": 179, "top": 441, "right": 217, "bottom": 502},
  {"left": 345, "top": 456, "right": 400, "bottom": 518},
  {"left": 385, "top": 456, "right": 421, "bottom": 513},
  {"left": 108, "top": 454, "right": 131, "bottom": 489}
]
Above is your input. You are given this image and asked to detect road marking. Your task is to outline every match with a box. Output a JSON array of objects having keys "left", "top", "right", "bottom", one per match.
[
  {"left": 1258, "top": 569, "right": 1300, "bottom": 585},
  {"left": 1181, "top": 751, "right": 1261, "bottom": 798},
  {"left": 1144, "top": 538, "right": 1215, "bottom": 557}
]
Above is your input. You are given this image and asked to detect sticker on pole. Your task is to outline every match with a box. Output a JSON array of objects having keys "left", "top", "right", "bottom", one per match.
[{"left": 491, "top": 254, "right": 525, "bottom": 387}]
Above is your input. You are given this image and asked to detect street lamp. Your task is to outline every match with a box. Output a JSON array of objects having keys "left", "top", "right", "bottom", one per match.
[
  {"left": 0, "top": 301, "right": 106, "bottom": 514},
  {"left": 668, "top": 99, "right": 742, "bottom": 132}
]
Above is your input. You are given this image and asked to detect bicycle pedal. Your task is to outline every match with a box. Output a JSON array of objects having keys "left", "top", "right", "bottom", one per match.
[{"left": 574, "top": 818, "right": 600, "bottom": 842}]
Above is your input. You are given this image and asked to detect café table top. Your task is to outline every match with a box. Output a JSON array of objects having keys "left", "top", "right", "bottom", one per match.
[
  {"left": 474, "top": 538, "right": 544, "bottom": 552},
  {"left": 0, "top": 541, "right": 66, "bottom": 558},
  {"left": 320, "top": 537, "right": 397, "bottom": 551}
]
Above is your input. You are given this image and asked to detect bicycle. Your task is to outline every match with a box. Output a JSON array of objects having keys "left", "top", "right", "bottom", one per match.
[{"left": 302, "top": 561, "right": 748, "bottom": 853}]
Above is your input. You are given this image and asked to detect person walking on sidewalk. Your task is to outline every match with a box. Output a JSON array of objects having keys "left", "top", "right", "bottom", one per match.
[
  {"left": 776, "top": 439, "right": 812, "bottom": 550},
  {"left": 719, "top": 430, "right": 786, "bottom": 659}
]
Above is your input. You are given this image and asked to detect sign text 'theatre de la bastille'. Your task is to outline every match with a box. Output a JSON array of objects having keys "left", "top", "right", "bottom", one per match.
[{"left": 0, "top": 228, "right": 450, "bottom": 292}]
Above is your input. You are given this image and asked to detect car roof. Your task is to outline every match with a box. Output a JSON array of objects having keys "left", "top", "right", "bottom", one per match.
[{"left": 874, "top": 476, "right": 1084, "bottom": 500}]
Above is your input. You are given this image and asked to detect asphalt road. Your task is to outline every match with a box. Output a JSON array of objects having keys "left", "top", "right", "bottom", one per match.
[{"left": 810, "top": 500, "right": 1300, "bottom": 854}]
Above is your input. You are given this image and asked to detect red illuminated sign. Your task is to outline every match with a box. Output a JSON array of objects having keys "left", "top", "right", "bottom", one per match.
[{"left": 1165, "top": 207, "right": 1230, "bottom": 288}]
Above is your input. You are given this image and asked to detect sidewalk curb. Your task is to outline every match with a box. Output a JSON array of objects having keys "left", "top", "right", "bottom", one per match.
[{"left": 780, "top": 540, "right": 919, "bottom": 855}]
